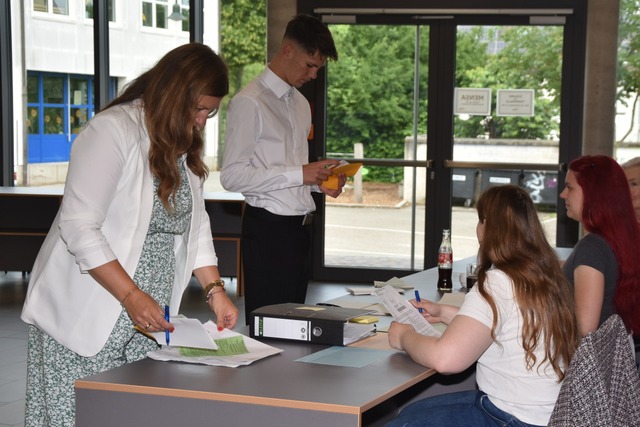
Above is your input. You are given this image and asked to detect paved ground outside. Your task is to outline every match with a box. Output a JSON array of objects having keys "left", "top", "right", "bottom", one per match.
[
  {"left": 204, "top": 175, "right": 558, "bottom": 272},
  {"left": 207, "top": 174, "right": 555, "bottom": 274},
  {"left": 323, "top": 202, "right": 557, "bottom": 270}
]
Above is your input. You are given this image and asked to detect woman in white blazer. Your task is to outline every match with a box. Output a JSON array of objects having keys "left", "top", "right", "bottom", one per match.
[{"left": 21, "top": 43, "right": 239, "bottom": 426}]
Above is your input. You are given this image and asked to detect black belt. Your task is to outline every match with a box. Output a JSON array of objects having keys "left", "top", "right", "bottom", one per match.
[{"left": 244, "top": 205, "right": 314, "bottom": 226}]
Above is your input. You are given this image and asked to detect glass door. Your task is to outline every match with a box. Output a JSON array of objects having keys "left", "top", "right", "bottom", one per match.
[
  {"left": 306, "top": 4, "right": 586, "bottom": 283},
  {"left": 450, "top": 24, "right": 565, "bottom": 260},
  {"left": 320, "top": 24, "right": 430, "bottom": 281}
]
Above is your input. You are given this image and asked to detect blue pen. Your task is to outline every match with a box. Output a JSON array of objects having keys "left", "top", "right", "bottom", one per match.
[
  {"left": 414, "top": 290, "right": 423, "bottom": 313},
  {"left": 164, "top": 305, "right": 170, "bottom": 346}
]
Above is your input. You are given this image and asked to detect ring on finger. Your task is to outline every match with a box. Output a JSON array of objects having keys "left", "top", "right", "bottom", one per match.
[{"left": 145, "top": 323, "right": 151, "bottom": 329}]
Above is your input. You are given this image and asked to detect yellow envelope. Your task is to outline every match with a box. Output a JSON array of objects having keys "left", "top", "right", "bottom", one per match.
[{"left": 322, "top": 162, "right": 363, "bottom": 189}]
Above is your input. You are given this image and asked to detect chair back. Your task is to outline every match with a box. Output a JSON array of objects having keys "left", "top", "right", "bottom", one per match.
[{"left": 548, "top": 314, "right": 640, "bottom": 426}]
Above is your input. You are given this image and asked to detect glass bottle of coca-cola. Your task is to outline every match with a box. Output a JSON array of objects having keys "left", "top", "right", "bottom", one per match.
[{"left": 437, "top": 229, "right": 453, "bottom": 292}]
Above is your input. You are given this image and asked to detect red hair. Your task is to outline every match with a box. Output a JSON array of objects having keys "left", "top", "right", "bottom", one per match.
[{"left": 569, "top": 155, "right": 640, "bottom": 335}]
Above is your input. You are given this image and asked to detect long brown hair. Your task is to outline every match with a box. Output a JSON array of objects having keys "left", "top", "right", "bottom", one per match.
[
  {"left": 476, "top": 185, "right": 579, "bottom": 381},
  {"left": 103, "top": 43, "right": 229, "bottom": 210}
]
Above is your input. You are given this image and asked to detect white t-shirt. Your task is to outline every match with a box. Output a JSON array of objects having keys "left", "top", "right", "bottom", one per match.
[{"left": 457, "top": 269, "right": 563, "bottom": 425}]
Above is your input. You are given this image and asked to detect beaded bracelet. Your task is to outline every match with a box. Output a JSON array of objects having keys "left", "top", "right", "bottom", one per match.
[
  {"left": 206, "top": 288, "right": 226, "bottom": 303},
  {"left": 204, "top": 279, "right": 226, "bottom": 303},
  {"left": 120, "top": 288, "right": 139, "bottom": 307}
]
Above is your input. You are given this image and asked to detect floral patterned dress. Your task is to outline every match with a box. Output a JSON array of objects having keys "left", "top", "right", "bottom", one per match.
[{"left": 25, "top": 159, "right": 192, "bottom": 426}]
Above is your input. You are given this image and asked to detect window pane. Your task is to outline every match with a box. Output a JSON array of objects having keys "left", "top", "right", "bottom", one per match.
[
  {"left": 451, "top": 25, "right": 563, "bottom": 259},
  {"left": 27, "top": 75, "right": 39, "bottom": 103},
  {"left": 20, "top": 0, "right": 224, "bottom": 189},
  {"left": 70, "top": 78, "right": 88, "bottom": 105},
  {"left": 180, "top": 0, "right": 189, "bottom": 31},
  {"left": 53, "top": 0, "right": 69, "bottom": 15},
  {"left": 34, "top": 0, "right": 48, "bottom": 12},
  {"left": 156, "top": 4, "right": 168, "bottom": 29},
  {"left": 326, "top": 170, "right": 426, "bottom": 270},
  {"left": 453, "top": 26, "right": 563, "bottom": 162},
  {"left": 44, "top": 107, "right": 64, "bottom": 134},
  {"left": 142, "top": 2, "right": 152, "bottom": 27},
  {"left": 27, "top": 107, "right": 39, "bottom": 134},
  {"left": 327, "top": 26, "right": 426, "bottom": 161},
  {"left": 43, "top": 76, "right": 64, "bottom": 104},
  {"left": 325, "top": 25, "right": 430, "bottom": 271},
  {"left": 71, "top": 108, "right": 89, "bottom": 134},
  {"left": 181, "top": 11, "right": 189, "bottom": 32}
]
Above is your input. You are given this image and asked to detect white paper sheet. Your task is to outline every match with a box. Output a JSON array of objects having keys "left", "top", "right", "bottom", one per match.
[
  {"left": 373, "top": 276, "right": 414, "bottom": 290},
  {"left": 147, "top": 321, "right": 283, "bottom": 367},
  {"left": 347, "top": 285, "right": 405, "bottom": 295},
  {"left": 374, "top": 285, "right": 442, "bottom": 337},
  {"left": 147, "top": 316, "right": 218, "bottom": 350},
  {"left": 343, "top": 322, "right": 377, "bottom": 345}
]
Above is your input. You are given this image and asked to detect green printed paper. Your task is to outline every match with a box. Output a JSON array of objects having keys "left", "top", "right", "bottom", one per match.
[{"left": 178, "top": 335, "right": 249, "bottom": 357}]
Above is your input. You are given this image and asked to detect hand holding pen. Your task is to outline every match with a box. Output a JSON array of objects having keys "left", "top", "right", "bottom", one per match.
[
  {"left": 165, "top": 305, "right": 171, "bottom": 346},
  {"left": 411, "top": 296, "right": 457, "bottom": 325},
  {"left": 414, "top": 290, "right": 424, "bottom": 313},
  {"left": 121, "top": 288, "right": 173, "bottom": 334}
]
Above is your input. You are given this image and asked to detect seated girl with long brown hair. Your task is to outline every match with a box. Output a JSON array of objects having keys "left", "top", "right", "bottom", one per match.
[{"left": 385, "top": 185, "right": 579, "bottom": 427}]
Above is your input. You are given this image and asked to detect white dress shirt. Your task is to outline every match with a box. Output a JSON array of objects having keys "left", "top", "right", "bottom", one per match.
[{"left": 221, "top": 67, "right": 317, "bottom": 216}]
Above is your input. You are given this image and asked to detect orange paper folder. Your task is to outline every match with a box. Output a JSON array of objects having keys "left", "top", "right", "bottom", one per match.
[{"left": 322, "top": 162, "right": 363, "bottom": 189}]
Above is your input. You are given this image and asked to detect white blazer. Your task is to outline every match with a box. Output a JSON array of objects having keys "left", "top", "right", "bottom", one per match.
[{"left": 21, "top": 101, "right": 218, "bottom": 357}]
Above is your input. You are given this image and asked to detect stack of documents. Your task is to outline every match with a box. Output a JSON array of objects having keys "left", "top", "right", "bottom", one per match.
[
  {"left": 346, "top": 277, "right": 413, "bottom": 295},
  {"left": 343, "top": 322, "right": 378, "bottom": 345},
  {"left": 146, "top": 320, "right": 283, "bottom": 367}
]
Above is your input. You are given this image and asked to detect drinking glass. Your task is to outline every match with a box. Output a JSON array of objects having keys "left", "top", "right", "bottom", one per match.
[{"left": 466, "top": 263, "right": 478, "bottom": 289}]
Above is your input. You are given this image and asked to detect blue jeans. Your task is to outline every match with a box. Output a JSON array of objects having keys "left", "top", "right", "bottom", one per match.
[{"left": 384, "top": 390, "right": 544, "bottom": 427}]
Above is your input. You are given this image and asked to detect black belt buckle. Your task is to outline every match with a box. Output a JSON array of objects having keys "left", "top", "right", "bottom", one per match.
[{"left": 302, "top": 213, "right": 314, "bottom": 226}]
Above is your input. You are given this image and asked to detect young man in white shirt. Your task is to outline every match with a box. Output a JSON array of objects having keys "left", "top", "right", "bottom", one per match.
[{"left": 221, "top": 14, "right": 345, "bottom": 324}]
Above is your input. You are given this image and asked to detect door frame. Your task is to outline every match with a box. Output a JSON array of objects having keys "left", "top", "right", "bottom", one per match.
[{"left": 300, "top": 1, "right": 586, "bottom": 283}]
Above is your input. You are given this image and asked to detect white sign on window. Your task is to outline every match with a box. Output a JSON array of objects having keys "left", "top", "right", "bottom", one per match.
[
  {"left": 496, "top": 89, "right": 535, "bottom": 116},
  {"left": 454, "top": 88, "right": 492, "bottom": 116},
  {"left": 489, "top": 176, "right": 511, "bottom": 184}
]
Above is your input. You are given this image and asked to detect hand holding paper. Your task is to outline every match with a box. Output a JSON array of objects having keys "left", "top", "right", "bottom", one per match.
[
  {"left": 144, "top": 316, "right": 218, "bottom": 350},
  {"left": 322, "top": 161, "right": 363, "bottom": 190},
  {"left": 374, "top": 285, "right": 442, "bottom": 338}
]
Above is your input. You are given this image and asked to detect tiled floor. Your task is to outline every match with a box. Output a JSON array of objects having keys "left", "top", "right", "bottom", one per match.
[{"left": 0, "top": 271, "right": 349, "bottom": 427}]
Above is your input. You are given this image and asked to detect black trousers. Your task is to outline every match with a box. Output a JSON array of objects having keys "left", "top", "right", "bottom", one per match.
[{"left": 241, "top": 205, "right": 313, "bottom": 325}]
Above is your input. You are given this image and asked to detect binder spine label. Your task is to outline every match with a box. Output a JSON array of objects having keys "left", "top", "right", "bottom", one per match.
[{"left": 257, "top": 317, "right": 311, "bottom": 341}]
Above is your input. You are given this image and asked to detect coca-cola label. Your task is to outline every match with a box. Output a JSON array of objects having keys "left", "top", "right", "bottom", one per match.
[{"left": 438, "top": 252, "right": 452, "bottom": 267}]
